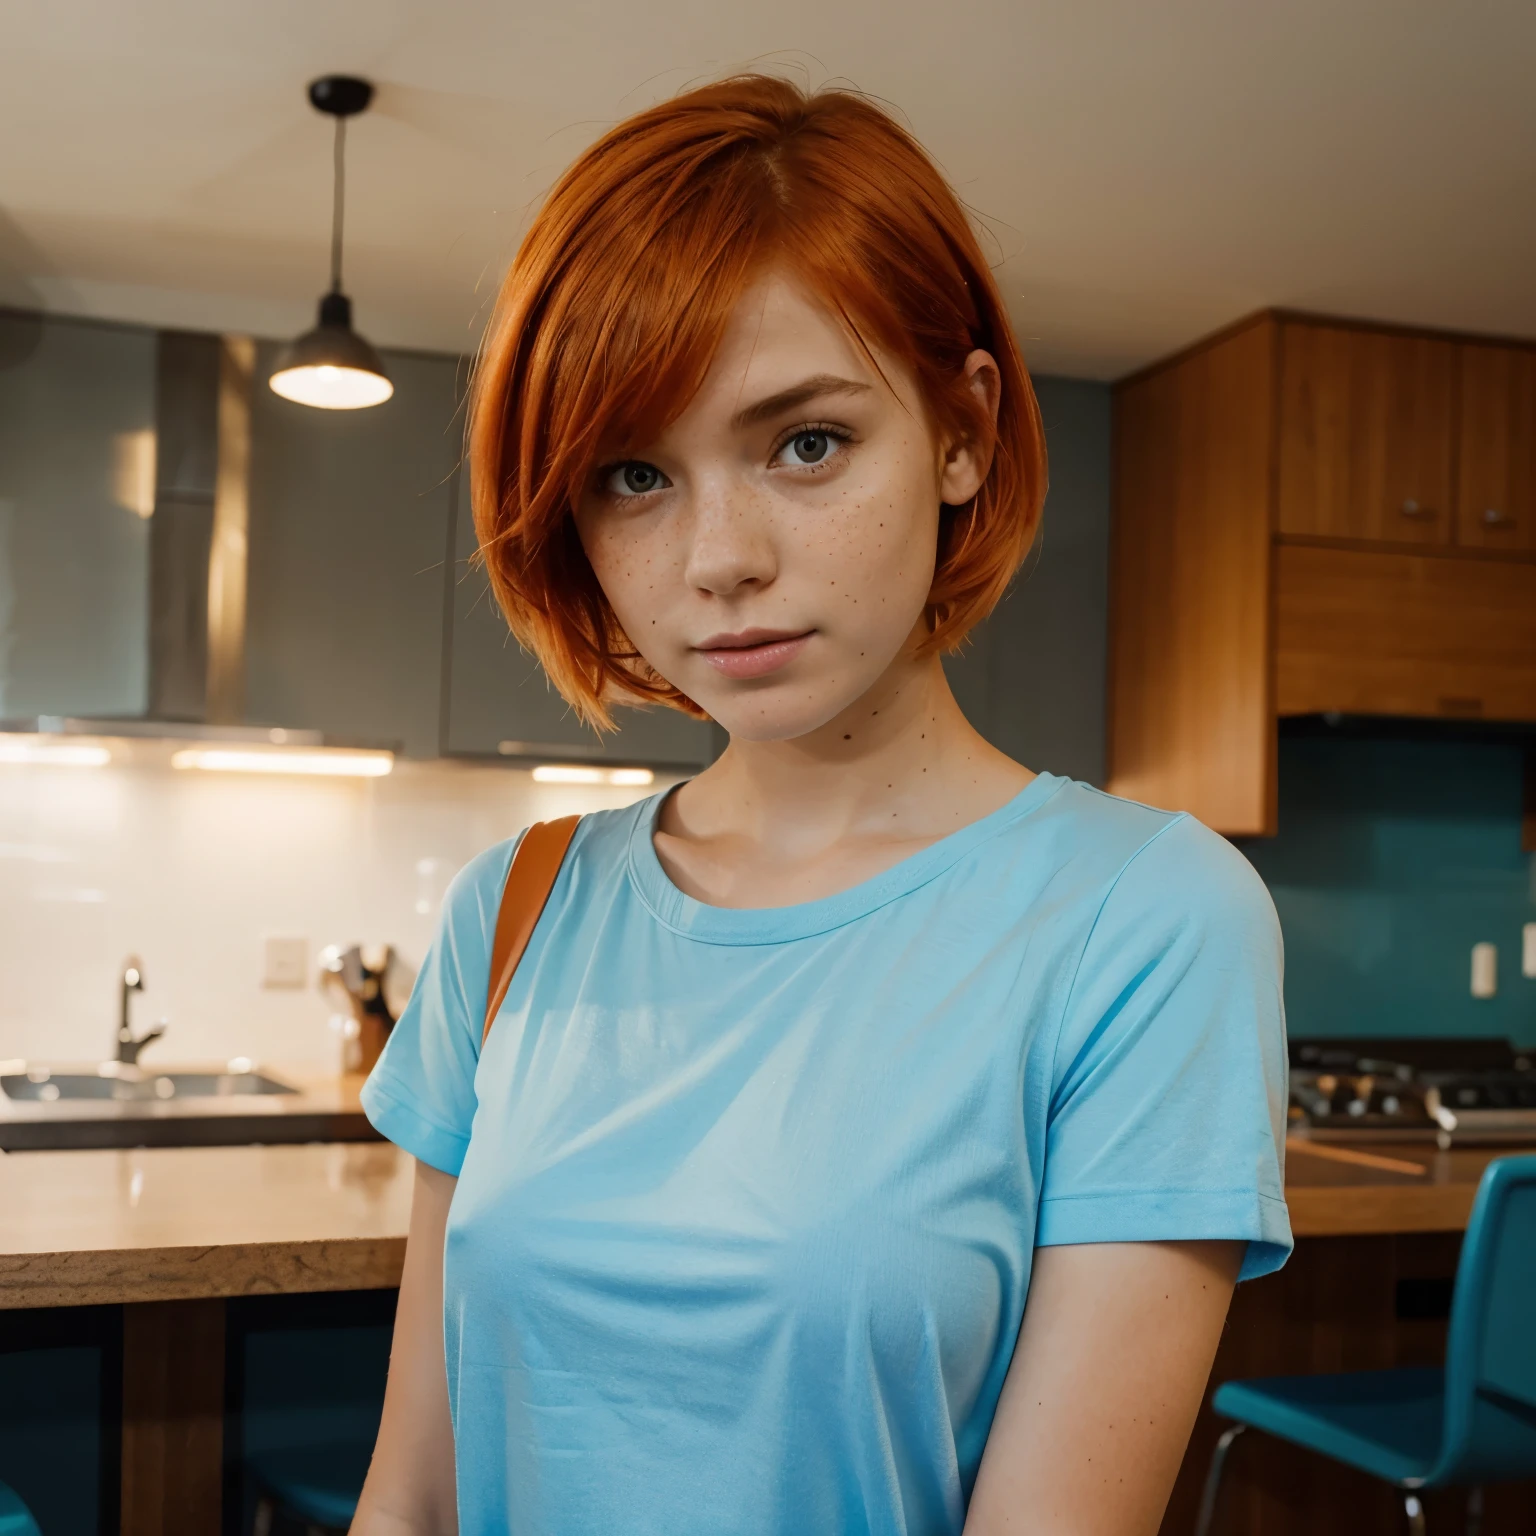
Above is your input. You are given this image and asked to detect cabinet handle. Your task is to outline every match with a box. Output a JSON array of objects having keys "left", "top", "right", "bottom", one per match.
[
  {"left": 1481, "top": 507, "right": 1515, "bottom": 528},
  {"left": 1400, "top": 499, "right": 1436, "bottom": 520}
]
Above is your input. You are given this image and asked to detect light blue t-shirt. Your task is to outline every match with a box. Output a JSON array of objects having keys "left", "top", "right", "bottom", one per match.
[{"left": 362, "top": 773, "right": 1291, "bottom": 1536}]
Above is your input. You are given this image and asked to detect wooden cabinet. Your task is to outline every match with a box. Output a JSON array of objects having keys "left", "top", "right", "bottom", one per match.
[
  {"left": 1457, "top": 342, "right": 1536, "bottom": 553},
  {"left": 1108, "top": 316, "right": 1277, "bottom": 835},
  {"left": 1274, "top": 544, "right": 1536, "bottom": 721},
  {"left": 1109, "top": 310, "right": 1536, "bottom": 837},
  {"left": 1277, "top": 321, "right": 1456, "bottom": 545}
]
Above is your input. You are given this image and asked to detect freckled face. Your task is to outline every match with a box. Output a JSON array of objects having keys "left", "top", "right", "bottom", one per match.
[{"left": 573, "top": 274, "right": 950, "bottom": 742}]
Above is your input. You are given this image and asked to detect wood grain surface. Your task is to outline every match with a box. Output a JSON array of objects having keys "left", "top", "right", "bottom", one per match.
[
  {"left": 1274, "top": 541, "right": 1536, "bottom": 720},
  {"left": 1457, "top": 340, "right": 1536, "bottom": 554},
  {"left": 121, "top": 1298, "right": 225, "bottom": 1536},
  {"left": 1284, "top": 1139, "right": 1515, "bottom": 1237},
  {"left": 1277, "top": 319, "right": 1456, "bottom": 546},
  {"left": 1107, "top": 313, "right": 1277, "bottom": 835}
]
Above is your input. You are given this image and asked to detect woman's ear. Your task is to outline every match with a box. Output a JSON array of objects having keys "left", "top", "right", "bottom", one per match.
[{"left": 938, "top": 349, "right": 1002, "bottom": 506}]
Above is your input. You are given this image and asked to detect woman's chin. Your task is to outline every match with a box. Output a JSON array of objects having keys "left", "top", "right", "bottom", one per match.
[{"left": 699, "top": 686, "right": 875, "bottom": 748}]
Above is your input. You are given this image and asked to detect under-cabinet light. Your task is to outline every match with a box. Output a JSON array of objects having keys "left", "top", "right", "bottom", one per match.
[
  {"left": 532, "top": 764, "right": 655, "bottom": 787},
  {"left": 0, "top": 739, "right": 111, "bottom": 768},
  {"left": 170, "top": 747, "right": 393, "bottom": 778}
]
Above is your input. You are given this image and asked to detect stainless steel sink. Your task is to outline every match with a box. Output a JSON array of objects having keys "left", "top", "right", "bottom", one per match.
[
  {"left": 2, "top": 1069, "right": 297, "bottom": 1102},
  {"left": 0, "top": 1061, "right": 376, "bottom": 1151}
]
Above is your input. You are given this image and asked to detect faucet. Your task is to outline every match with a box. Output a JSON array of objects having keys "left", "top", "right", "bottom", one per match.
[{"left": 117, "top": 956, "right": 165, "bottom": 1067}]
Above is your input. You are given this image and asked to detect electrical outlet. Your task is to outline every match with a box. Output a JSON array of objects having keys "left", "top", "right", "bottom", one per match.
[
  {"left": 1524, "top": 923, "right": 1536, "bottom": 980},
  {"left": 1470, "top": 942, "right": 1497, "bottom": 1000},
  {"left": 263, "top": 935, "right": 309, "bottom": 989}
]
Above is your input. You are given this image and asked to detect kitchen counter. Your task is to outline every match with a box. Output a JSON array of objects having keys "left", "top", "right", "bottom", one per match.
[
  {"left": 0, "top": 1134, "right": 1526, "bottom": 1310},
  {"left": 0, "top": 1064, "right": 378, "bottom": 1152},
  {"left": 0, "top": 1140, "right": 410, "bottom": 1308},
  {"left": 1282, "top": 1134, "right": 1524, "bottom": 1235},
  {"left": 3, "top": 1135, "right": 1528, "bottom": 1536}
]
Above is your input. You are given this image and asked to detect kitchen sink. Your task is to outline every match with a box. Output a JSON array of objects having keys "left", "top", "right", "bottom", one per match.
[
  {"left": 2, "top": 1069, "right": 297, "bottom": 1102},
  {"left": 0, "top": 1062, "right": 377, "bottom": 1151}
]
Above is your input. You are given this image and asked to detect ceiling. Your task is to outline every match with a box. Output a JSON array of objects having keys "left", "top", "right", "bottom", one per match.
[{"left": 3, "top": 0, "right": 1533, "bottom": 380}]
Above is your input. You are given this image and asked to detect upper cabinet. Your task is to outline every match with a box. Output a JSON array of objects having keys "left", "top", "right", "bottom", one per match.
[
  {"left": 1457, "top": 342, "right": 1536, "bottom": 553},
  {"left": 1108, "top": 311, "right": 1536, "bottom": 837},
  {"left": 0, "top": 313, "right": 157, "bottom": 720},
  {"left": 442, "top": 471, "right": 715, "bottom": 769},
  {"left": 1277, "top": 321, "right": 1456, "bottom": 546},
  {"left": 245, "top": 344, "right": 461, "bottom": 758},
  {"left": 0, "top": 311, "right": 714, "bottom": 769}
]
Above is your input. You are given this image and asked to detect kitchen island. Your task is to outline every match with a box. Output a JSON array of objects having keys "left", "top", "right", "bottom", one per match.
[
  {"left": 1, "top": 1138, "right": 1531, "bottom": 1535},
  {"left": 0, "top": 1134, "right": 1512, "bottom": 1308}
]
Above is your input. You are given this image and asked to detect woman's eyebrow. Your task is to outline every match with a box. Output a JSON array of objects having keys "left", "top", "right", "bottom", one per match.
[{"left": 731, "top": 374, "right": 871, "bottom": 430}]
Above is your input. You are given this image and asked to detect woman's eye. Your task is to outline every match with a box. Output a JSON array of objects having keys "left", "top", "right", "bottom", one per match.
[
  {"left": 775, "top": 429, "right": 844, "bottom": 468},
  {"left": 605, "top": 461, "right": 669, "bottom": 497}
]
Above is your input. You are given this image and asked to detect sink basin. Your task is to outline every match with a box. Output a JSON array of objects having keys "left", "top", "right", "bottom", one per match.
[
  {"left": 2, "top": 1070, "right": 297, "bottom": 1102},
  {"left": 0, "top": 1062, "right": 377, "bottom": 1151}
]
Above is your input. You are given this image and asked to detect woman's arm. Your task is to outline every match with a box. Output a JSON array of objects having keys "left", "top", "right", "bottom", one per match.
[
  {"left": 964, "top": 1240, "right": 1241, "bottom": 1536},
  {"left": 351, "top": 1160, "right": 460, "bottom": 1536}
]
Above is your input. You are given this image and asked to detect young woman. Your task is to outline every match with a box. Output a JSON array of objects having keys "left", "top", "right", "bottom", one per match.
[{"left": 353, "top": 74, "right": 1289, "bottom": 1536}]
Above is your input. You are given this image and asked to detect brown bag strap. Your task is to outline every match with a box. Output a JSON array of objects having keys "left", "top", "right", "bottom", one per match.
[{"left": 482, "top": 815, "right": 581, "bottom": 1044}]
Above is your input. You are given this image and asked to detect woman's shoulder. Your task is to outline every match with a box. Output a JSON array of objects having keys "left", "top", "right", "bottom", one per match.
[
  {"left": 438, "top": 794, "right": 658, "bottom": 932},
  {"left": 1022, "top": 776, "right": 1277, "bottom": 942}
]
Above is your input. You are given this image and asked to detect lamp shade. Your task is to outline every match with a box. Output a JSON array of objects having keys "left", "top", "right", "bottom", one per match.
[{"left": 269, "top": 292, "right": 393, "bottom": 410}]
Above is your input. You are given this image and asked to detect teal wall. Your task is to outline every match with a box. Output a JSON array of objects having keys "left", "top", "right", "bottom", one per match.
[{"left": 1237, "top": 734, "right": 1536, "bottom": 1046}]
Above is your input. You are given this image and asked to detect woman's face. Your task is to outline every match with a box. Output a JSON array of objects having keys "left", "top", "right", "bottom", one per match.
[{"left": 573, "top": 273, "right": 995, "bottom": 743}]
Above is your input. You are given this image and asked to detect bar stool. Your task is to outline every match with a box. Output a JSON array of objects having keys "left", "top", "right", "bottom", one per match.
[
  {"left": 250, "top": 1440, "right": 374, "bottom": 1535},
  {"left": 0, "top": 1480, "right": 41, "bottom": 1536},
  {"left": 1196, "top": 1153, "right": 1536, "bottom": 1535}
]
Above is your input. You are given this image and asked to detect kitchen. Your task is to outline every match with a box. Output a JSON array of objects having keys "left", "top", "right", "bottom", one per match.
[{"left": 2, "top": 5, "right": 1535, "bottom": 1535}]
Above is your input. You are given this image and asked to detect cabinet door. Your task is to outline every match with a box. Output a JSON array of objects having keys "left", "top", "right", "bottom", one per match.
[
  {"left": 244, "top": 346, "right": 459, "bottom": 757},
  {"left": 1456, "top": 342, "right": 1536, "bottom": 554},
  {"left": 1277, "top": 321, "right": 1455, "bottom": 546},
  {"left": 443, "top": 474, "right": 713, "bottom": 768},
  {"left": 1274, "top": 543, "right": 1536, "bottom": 721},
  {"left": 0, "top": 313, "right": 156, "bottom": 718},
  {"left": 1108, "top": 318, "right": 1277, "bottom": 836}
]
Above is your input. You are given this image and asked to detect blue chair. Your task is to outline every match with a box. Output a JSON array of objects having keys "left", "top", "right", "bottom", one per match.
[
  {"left": 0, "top": 1480, "right": 41, "bottom": 1536},
  {"left": 1196, "top": 1153, "right": 1536, "bottom": 1536},
  {"left": 249, "top": 1441, "right": 374, "bottom": 1535}
]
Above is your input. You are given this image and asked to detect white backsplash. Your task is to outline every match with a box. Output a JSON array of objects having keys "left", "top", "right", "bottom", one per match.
[{"left": 0, "top": 752, "right": 676, "bottom": 1072}]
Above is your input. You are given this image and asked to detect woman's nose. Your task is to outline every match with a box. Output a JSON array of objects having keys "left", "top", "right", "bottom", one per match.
[{"left": 683, "top": 482, "right": 779, "bottom": 597}]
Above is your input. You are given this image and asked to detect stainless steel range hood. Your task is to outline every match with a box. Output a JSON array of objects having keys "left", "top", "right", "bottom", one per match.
[{"left": 1, "top": 329, "right": 388, "bottom": 754}]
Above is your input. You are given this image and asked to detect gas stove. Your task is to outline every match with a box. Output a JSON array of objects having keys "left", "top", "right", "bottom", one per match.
[{"left": 1289, "top": 1037, "right": 1536, "bottom": 1146}]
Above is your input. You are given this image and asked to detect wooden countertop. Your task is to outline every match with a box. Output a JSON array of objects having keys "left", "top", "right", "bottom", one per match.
[
  {"left": 0, "top": 1141, "right": 411, "bottom": 1309},
  {"left": 0, "top": 1136, "right": 1528, "bottom": 1310},
  {"left": 1283, "top": 1137, "right": 1524, "bottom": 1236}
]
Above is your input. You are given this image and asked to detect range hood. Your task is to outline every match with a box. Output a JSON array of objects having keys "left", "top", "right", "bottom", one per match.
[{"left": 0, "top": 328, "right": 393, "bottom": 757}]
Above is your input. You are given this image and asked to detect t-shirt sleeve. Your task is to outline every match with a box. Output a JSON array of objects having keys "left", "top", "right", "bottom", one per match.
[
  {"left": 359, "top": 838, "right": 517, "bottom": 1176},
  {"left": 1036, "top": 814, "right": 1292, "bottom": 1281}
]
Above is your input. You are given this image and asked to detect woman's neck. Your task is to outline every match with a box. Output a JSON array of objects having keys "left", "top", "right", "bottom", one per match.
[{"left": 656, "top": 651, "right": 1034, "bottom": 909}]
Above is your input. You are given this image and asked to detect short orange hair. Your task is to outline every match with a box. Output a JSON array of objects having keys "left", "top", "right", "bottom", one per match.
[{"left": 470, "top": 73, "right": 1046, "bottom": 727}]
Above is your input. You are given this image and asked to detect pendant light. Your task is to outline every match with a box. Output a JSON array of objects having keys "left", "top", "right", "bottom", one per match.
[{"left": 269, "top": 75, "right": 393, "bottom": 410}]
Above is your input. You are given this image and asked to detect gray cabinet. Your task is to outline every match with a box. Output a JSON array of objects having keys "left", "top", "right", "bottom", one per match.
[
  {"left": 942, "top": 377, "right": 1111, "bottom": 787},
  {"left": 0, "top": 313, "right": 156, "bottom": 719},
  {"left": 442, "top": 471, "right": 714, "bottom": 767},
  {"left": 243, "top": 345, "right": 461, "bottom": 758}
]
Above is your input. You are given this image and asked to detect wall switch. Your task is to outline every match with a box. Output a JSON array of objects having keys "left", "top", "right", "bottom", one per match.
[
  {"left": 263, "top": 935, "right": 309, "bottom": 989},
  {"left": 1470, "top": 942, "right": 1497, "bottom": 999},
  {"left": 1524, "top": 923, "right": 1536, "bottom": 980}
]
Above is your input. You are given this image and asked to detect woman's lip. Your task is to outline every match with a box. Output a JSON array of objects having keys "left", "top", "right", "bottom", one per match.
[{"left": 696, "top": 631, "right": 813, "bottom": 680}]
